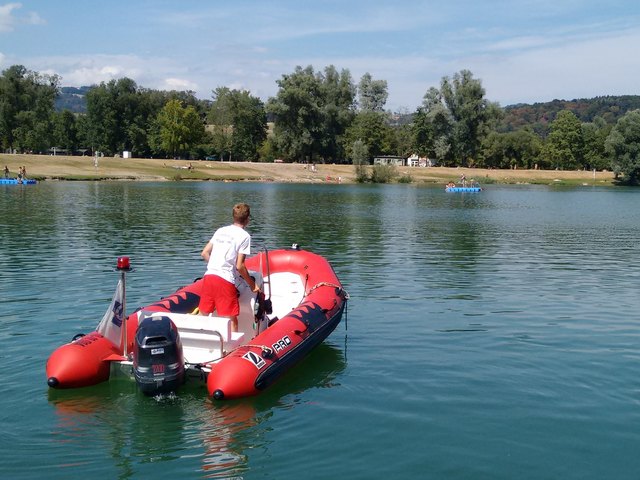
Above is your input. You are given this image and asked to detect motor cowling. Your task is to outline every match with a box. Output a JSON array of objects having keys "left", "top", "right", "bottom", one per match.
[{"left": 133, "top": 315, "right": 185, "bottom": 395}]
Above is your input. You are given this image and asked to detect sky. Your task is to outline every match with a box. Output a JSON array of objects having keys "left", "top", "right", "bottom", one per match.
[{"left": 1, "top": 0, "right": 639, "bottom": 111}]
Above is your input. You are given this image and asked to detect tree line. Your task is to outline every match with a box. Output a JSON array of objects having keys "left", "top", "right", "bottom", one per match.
[
  {"left": 2, "top": 63, "right": 640, "bottom": 184},
  {"left": 501, "top": 96, "right": 640, "bottom": 136}
]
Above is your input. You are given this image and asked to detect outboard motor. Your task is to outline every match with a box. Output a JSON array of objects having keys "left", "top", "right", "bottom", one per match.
[{"left": 133, "top": 315, "right": 185, "bottom": 395}]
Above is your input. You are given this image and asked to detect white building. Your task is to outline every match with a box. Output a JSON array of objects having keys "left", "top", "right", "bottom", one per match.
[
  {"left": 373, "top": 156, "right": 405, "bottom": 166},
  {"left": 407, "top": 154, "right": 431, "bottom": 167}
]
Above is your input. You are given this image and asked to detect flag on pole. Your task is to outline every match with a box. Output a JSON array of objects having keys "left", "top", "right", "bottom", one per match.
[{"left": 96, "top": 279, "right": 124, "bottom": 349}]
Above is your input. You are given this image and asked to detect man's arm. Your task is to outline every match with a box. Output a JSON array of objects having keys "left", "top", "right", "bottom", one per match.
[
  {"left": 236, "top": 253, "right": 260, "bottom": 292},
  {"left": 200, "top": 242, "right": 213, "bottom": 262}
]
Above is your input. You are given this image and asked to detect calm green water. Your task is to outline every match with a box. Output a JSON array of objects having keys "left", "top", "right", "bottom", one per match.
[{"left": 2, "top": 181, "right": 640, "bottom": 479}]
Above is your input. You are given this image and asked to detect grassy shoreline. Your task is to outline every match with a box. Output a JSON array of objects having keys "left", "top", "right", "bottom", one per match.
[{"left": 1, "top": 153, "right": 616, "bottom": 186}]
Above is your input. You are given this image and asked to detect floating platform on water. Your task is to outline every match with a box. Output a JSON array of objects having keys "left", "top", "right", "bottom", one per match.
[
  {"left": 445, "top": 186, "right": 481, "bottom": 192},
  {"left": 1, "top": 178, "right": 37, "bottom": 185}
]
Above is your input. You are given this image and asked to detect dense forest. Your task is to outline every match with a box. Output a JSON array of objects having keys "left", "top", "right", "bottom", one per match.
[
  {"left": 2, "top": 64, "right": 640, "bottom": 184},
  {"left": 500, "top": 96, "right": 640, "bottom": 136}
]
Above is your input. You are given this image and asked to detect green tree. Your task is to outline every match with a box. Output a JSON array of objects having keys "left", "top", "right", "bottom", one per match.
[
  {"left": 267, "top": 66, "right": 321, "bottom": 162},
  {"left": 229, "top": 91, "right": 267, "bottom": 162},
  {"left": 0, "top": 65, "right": 59, "bottom": 152},
  {"left": 581, "top": 116, "right": 611, "bottom": 171},
  {"left": 267, "top": 65, "right": 355, "bottom": 163},
  {"left": 154, "top": 99, "right": 204, "bottom": 158},
  {"left": 394, "top": 122, "right": 415, "bottom": 159},
  {"left": 52, "top": 110, "right": 78, "bottom": 153},
  {"left": 208, "top": 87, "right": 267, "bottom": 161},
  {"left": 318, "top": 66, "right": 356, "bottom": 162},
  {"left": 12, "top": 110, "right": 52, "bottom": 152},
  {"left": 85, "top": 78, "right": 181, "bottom": 156},
  {"left": 74, "top": 114, "right": 92, "bottom": 154},
  {"left": 370, "top": 163, "right": 397, "bottom": 183},
  {"left": 480, "top": 128, "right": 542, "bottom": 169},
  {"left": 208, "top": 87, "right": 235, "bottom": 160},
  {"left": 542, "top": 110, "right": 584, "bottom": 169},
  {"left": 358, "top": 72, "right": 388, "bottom": 112},
  {"left": 85, "top": 78, "right": 132, "bottom": 155},
  {"left": 350, "top": 139, "right": 369, "bottom": 182},
  {"left": 440, "top": 70, "right": 501, "bottom": 166},
  {"left": 605, "top": 110, "right": 640, "bottom": 184},
  {"left": 412, "top": 87, "right": 453, "bottom": 165},
  {"left": 258, "top": 136, "right": 278, "bottom": 163},
  {"left": 343, "top": 111, "right": 394, "bottom": 158}
]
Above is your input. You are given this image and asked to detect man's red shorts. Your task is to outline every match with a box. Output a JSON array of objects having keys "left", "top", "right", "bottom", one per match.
[{"left": 198, "top": 274, "right": 239, "bottom": 316}]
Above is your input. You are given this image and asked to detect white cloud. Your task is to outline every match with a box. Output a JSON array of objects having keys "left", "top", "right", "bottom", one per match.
[
  {"left": 0, "top": 2, "right": 45, "bottom": 33},
  {"left": 6, "top": 2, "right": 640, "bottom": 112},
  {"left": 151, "top": 3, "right": 437, "bottom": 42},
  {"left": 63, "top": 65, "right": 128, "bottom": 85},
  {"left": 26, "top": 54, "right": 148, "bottom": 86},
  {"left": 474, "top": 28, "right": 640, "bottom": 105},
  {"left": 0, "top": 2, "right": 21, "bottom": 33},
  {"left": 441, "top": 16, "right": 640, "bottom": 105},
  {"left": 161, "top": 77, "right": 199, "bottom": 92},
  {"left": 24, "top": 54, "right": 208, "bottom": 98},
  {"left": 24, "top": 10, "right": 45, "bottom": 26},
  {"left": 485, "top": 35, "right": 555, "bottom": 53}
]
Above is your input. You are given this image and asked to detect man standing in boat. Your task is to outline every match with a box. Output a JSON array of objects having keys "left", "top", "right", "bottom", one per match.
[{"left": 198, "top": 203, "right": 260, "bottom": 331}]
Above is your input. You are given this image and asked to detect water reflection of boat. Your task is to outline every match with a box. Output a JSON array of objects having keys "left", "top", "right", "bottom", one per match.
[
  {"left": 46, "top": 247, "right": 348, "bottom": 400},
  {"left": 48, "top": 342, "right": 346, "bottom": 477},
  {"left": 48, "top": 380, "right": 249, "bottom": 477},
  {"left": 201, "top": 343, "right": 346, "bottom": 475}
]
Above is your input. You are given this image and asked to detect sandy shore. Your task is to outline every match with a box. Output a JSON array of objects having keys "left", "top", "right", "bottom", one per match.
[{"left": 1, "top": 153, "right": 616, "bottom": 186}]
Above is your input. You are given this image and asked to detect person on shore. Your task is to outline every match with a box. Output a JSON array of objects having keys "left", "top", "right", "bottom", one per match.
[
  {"left": 198, "top": 203, "right": 260, "bottom": 332},
  {"left": 3, "top": 165, "right": 9, "bottom": 178}
]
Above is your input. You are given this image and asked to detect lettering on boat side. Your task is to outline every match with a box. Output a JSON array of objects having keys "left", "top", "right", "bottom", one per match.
[
  {"left": 243, "top": 351, "right": 266, "bottom": 369},
  {"left": 272, "top": 335, "right": 291, "bottom": 353}
]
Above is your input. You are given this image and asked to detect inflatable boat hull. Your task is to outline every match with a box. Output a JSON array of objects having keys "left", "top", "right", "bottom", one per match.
[{"left": 46, "top": 248, "right": 347, "bottom": 400}]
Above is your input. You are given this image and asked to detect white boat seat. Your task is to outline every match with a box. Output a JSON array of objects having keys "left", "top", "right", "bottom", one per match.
[
  {"left": 266, "top": 272, "right": 305, "bottom": 319},
  {"left": 136, "top": 269, "right": 264, "bottom": 365},
  {"left": 138, "top": 311, "right": 245, "bottom": 365}
]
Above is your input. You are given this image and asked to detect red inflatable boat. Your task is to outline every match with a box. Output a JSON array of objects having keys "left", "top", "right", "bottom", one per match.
[{"left": 46, "top": 247, "right": 348, "bottom": 400}]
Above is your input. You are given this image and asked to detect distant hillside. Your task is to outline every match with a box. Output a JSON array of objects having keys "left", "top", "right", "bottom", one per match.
[
  {"left": 55, "top": 86, "right": 92, "bottom": 113},
  {"left": 500, "top": 95, "right": 640, "bottom": 136}
]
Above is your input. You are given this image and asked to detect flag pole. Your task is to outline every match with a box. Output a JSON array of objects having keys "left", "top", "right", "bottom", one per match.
[{"left": 117, "top": 256, "right": 131, "bottom": 358}]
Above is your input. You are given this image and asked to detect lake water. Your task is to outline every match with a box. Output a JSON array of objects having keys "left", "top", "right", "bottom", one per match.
[{"left": 2, "top": 181, "right": 640, "bottom": 479}]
